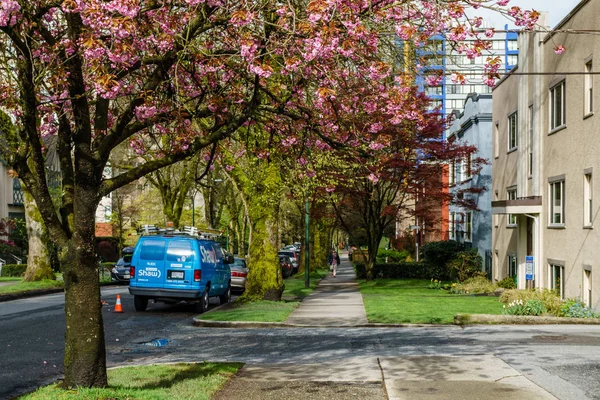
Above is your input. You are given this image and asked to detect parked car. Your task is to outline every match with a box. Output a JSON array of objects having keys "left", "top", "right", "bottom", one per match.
[
  {"left": 231, "top": 257, "right": 248, "bottom": 292},
  {"left": 279, "top": 255, "right": 294, "bottom": 278},
  {"left": 129, "top": 235, "right": 234, "bottom": 313},
  {"left": 278, "top": 250, "right": 298, "bottom": 274},
  {"left": 111, "top": 247, "right": 134, "bottom": 283}
]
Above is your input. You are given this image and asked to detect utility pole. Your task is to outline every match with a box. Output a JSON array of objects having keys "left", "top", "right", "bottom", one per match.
[{"left": 304, "top": 199, "right": 310, "bottom": 288}]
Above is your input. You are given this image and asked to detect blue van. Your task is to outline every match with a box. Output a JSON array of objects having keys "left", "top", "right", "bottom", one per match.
[{"left": 129, "top": 235, "right": 233, "bottom": 313}]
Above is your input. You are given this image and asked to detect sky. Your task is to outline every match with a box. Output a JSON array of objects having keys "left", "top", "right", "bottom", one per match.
[{"left": 468, "top": 0, "right": 583, "bottom": 29}]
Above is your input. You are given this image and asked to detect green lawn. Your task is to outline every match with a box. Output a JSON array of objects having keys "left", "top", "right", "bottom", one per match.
[
  {"left": 22, "top": 362, "right": 242, "bottom": 400},
  {"left": 0, "top": 279, "right": 63, "bottom": 295},
  {"left": 198, "top": 269, "right": 328, "bottom": 322},
  {"left": 359, "top": 279, "right": 504, "bottom": 324}
]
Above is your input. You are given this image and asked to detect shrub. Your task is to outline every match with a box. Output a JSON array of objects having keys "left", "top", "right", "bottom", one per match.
[
  {"left": 354, "top": 262, "right": 434, "bottom": 280},
  {"left": 376, "top": 249, "right": 409, "bottom": 263},
  {"left": 454, "top": 276, "right": 496, "bottom": 294},
  {"left": 447, "top": 249, "right": 484, "bottom": 282},
  {"left": 497, "top": 276, "right": 516, "bottom": 289},
  {"left": 1, "top": 264, "right": 27, "bottom": 277},
  {"left": 420, "top": 241, "right": 462, "bottom": 280},
  {"left": 560, "top": 299, "right": 600, "bottom": 318},
  {"left": 499, "top": 289, "right": 563, "bottom": 316}
]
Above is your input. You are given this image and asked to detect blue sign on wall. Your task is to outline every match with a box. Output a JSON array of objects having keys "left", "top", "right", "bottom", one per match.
[{"left": 526, "top": 256, "right": 534, "bottom": 281}]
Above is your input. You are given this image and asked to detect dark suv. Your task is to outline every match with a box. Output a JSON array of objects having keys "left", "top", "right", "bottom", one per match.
[{"left": 110, "top": 247, "right": 134, "bottom": 283}]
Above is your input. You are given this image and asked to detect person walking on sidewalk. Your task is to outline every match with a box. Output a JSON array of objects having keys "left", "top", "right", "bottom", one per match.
[{"left": 328, "top": 249, "right": 341, "bottom": 277}]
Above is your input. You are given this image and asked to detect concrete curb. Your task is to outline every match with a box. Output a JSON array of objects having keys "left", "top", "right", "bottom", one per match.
[
  {"left": 0, "top": 287, "right": 65, "bottom": 302},
  {"left": 0, "top": 282, "right": 119, "bottom": 303},
  {"left": 192, "top": 318, "right": 452, "bottom": 329},
  {"left": 454, "top": 313, "right": 600, "bottom": 325}
]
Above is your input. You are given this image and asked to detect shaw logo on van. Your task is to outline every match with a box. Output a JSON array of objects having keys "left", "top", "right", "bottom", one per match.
[
  {"left": 200, "top": 246, "right": 217, "bottom": 264},
  {"left": 139, "top": 267, "right": 161, "bottom": 278}
]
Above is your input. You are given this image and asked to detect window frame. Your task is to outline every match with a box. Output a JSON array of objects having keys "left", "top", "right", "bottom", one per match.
[
  {"left": 549, "top": 263, "right": 564, "bottom": 299},
  {"left": 585, "top": 60, "right": 593, "bottom": 116},
  {"left": 550, "top": 80, "right": 566, "bottom": 131},
  {"left": 464, "top": 211, "right": 473, "bottom": 242},
  {"left": 508, "top": 111, "right": 518, "bottom": 151},
  {"left": 507, "top": 187, "right": 517, "bottom": 227},
  {"left": 584, "top": 172, "right": 593, "bottom": 227},
  {"left": 549, "top": 179, "right": 566, "bottom": 226}
]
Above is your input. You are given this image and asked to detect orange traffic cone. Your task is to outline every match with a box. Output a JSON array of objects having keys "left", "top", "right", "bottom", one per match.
[{"left": 114, "top": 294, "right": 124, "bottom": 313}]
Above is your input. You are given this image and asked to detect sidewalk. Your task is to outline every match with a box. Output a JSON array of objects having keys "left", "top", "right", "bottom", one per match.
[{"left": 285, "top": 253, "right": 368, "bottom": 326}]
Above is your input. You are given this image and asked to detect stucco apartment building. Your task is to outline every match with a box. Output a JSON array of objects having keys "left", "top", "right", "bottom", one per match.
[
  {"left": 448, "top": 94, "right": 493, "bottom": 278},
  {"left": 492, "top": 1, "right": 599, "bottom": 308}
]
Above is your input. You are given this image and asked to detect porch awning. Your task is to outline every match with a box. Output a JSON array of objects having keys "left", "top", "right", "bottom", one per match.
[{"left": 492, "top": 196, "right": 542, "bottom": 215}]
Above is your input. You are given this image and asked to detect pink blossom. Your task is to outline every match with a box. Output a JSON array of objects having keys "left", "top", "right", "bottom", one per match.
[
  {"left": 554, "top": 45, "right": 566, "bottom": 55},
  {"left": 326, "top": 187, "right": 335, "bottom": 193},
  {"left": 485, "top": 28, "right": 494, "bottom": 38},
  {"left": 368, "top": 123, "right": 383, "bottom": 133},
  {"left": 497, "top": 0, "right": 510, "bottom": 5},
  {"left": 425, "top": 75, "right": 443, "bottom": 87},
  {"left": 0, "top": 0, "right": 20, "bottom": 26},
  {"left": 225, "top": 165, "right": 234, "bottom": 171},
  {"left": 368, "top": 173, "right": 379, "bottom": 184}
]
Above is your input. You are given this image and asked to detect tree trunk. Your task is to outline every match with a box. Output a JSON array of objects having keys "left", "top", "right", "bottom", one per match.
[
  {"left": 23, "top": 188, "right": 54, "bottom": 281},
  {"left": 61, "top": 188, "right": 107, "bottom": 388}
]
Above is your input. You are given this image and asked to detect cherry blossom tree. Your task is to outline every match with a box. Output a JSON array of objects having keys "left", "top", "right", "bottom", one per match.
[{"left": 0, "top": 0, "right": 538, "bottom": 389}]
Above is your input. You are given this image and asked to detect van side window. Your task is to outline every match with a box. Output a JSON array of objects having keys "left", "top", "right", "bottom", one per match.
[
  {"left": 140, "top": 240, "right": 166, "bottom": 260},
  {"left": 166, "top": 240, "right": 195, "bottom": 262}
]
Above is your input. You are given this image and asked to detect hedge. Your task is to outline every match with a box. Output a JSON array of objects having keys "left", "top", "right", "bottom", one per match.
[
  {"left": 354, "top": 262, "right": 443, "bottom": 280},
  {"left": 1, "top": 264, "right": 27, "bottom": 277}
]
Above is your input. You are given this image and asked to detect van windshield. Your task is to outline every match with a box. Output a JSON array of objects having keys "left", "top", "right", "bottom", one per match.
[
  {"left": 167, "top": 240, "right": 195, "bottom": 262},
  {"left": 140, "top": 240, "right": 166, "bottom": 260}
]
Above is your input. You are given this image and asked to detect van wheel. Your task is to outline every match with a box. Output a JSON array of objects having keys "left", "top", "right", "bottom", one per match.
[
  {"left": 134, "top": 295, "right": 148, "bottom": 312},
  {"left": 219, "top": 284, "right": 231, "bottom": 305},
  {"left": 195, "top": 288, "right": 209, "bottom": 313}
]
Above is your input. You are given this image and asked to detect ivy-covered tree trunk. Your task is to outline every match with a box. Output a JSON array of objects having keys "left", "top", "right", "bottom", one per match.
[
  {"left": 239, "top": 163, "right": 283, "bottom": 301},
  {"left": 23, "top": 189, "right": 54, "bottom": 281}
]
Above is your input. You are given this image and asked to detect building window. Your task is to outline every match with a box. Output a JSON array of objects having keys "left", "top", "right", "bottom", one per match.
[
  {"left": 550, "top": 81, "right": 566, "bottom": 130},
  {"left": 494, "top": 192, "right": 499, "bottom": 228},
  {"left": 507, "top": 187, "right": 517, "bottom": 226},
  {"left": 585, "top": 61, "right": 593, "bottom": 115},
  {"left": 508, "top": 255, "right": 518, "bottom": 287},
  {"left": 549, "top": 180, "right": 565, "bottom": 225},
  {"left": 449, "top": 212, "right": 456, "bottom": 240},
  {"left": 465, "top": 211, "right": 472, "bottom": 242},
  {"left": 455, "top": 159, "right": 463, "bottom": 183},
  {"left": 449, "top": 161, "right": 455, "bottom": 185},
  {"left": 494, "top": 123, "right": 499, "bottom": 158},
  {"left": 508, "top": 112, "right": 518, "bottom": 150},
  {"left": 465, "top": 154, "right": 472, "bottom": 179},
  {"left": 584, "top": 173, "right": 593, "bottom": 226},
  {"left": 528, "top": 105, "right": 533, "bottom": 177},
  {"left": 549, "top": 264, "right": 564, "bottom": 298},
  {"left": 584, "top": 269, "right": 592, "bottom": 307}
]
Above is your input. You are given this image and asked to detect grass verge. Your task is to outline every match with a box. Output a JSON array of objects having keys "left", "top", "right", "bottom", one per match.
[
  {"left": 0, "top": 279, "right": 63, "bottom": 295},
  {"left": 359, "top": 279, "right": 504, "bottom": 324},
  {"left": 0, "top": 277, "right": 22, "bottom": 282},
  {"left": 21, "top": 362, "right": 242, "bottom": 400},
  {"left": 198, "top": 268, "right": 328, "bottom": 322}
]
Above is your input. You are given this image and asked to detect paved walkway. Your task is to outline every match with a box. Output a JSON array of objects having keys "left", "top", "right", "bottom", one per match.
[{"left": 285, "top": 252, "right": 368, "bottom": 326}]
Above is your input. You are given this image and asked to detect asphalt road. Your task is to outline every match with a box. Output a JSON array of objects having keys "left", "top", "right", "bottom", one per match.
[{"left": 2, "top": 290, "right": 600, "bottom": 399}]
